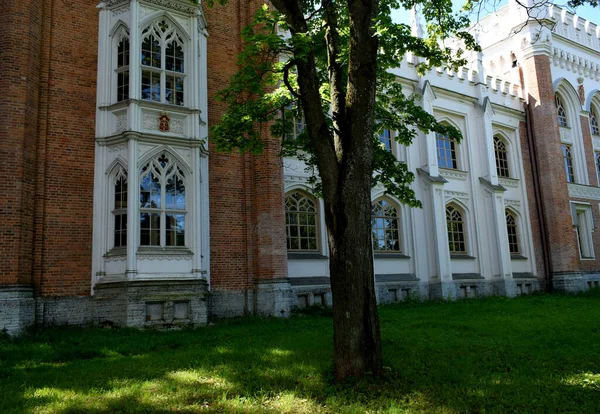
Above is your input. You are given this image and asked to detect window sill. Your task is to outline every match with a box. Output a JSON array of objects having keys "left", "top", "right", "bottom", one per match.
[
  {"left": 104, "top": 247, "right": 127, "bottom": 258},
  {"left": 287, "top": 252, "right": 328, "bottom": 260},
  {"left": 137, "top": 246, "right": 194, "bottom": 256},
  {"left": 510, "top": 254, "right": 528, "bottom": 261},
  {"left": 450, "top": 254, "right": 476, "bottom": 260},
  {"left": 374, "top": 253, "right": 411, "bottom": 259}
]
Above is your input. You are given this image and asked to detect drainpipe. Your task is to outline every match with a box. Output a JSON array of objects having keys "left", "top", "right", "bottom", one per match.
[{"left": 524, "top": 103, "right": 553, "bottom": 292}]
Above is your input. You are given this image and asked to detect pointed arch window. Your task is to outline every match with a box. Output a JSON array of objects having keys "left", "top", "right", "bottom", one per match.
[
  {"left": 562, "top": 144, "right": 575, "bottom": 183},
  {"left": 446, "top": 205, "right": 466, "bottom": 253},
  {"left": 494, "top": 136, "right": 510, "bottom": 178},
  {"left": 285, "top": 191, "right": 318, "bottom": 251},
  {"left": 505, "top": 210, "right": 520, "bottom": 254},
  {"left": 436, "top": 132, "right": 457, "bottom": 169},
  {"left": 116, "top": 36, "right": 130, "bottom": 102},
  {"left": 555, "top": 94, "right": 568, "bottom": 127},
  {"left": 113, "top": 168, "right": 128, "bottom": 248},
  {"left": 371, "top": 198, "right": 401, "bottom": 252},
  {"left": 140, "top": 153, "right": 186, "bottom": 247},
  {"left": 283, "top": 104, "right": 305, "bottom": 140},
  {"left": 590, "top": 110, "right": 599, "bottom": 136},
  {"left": 141, "top": 19, "right": 185, "bottom": 105}
]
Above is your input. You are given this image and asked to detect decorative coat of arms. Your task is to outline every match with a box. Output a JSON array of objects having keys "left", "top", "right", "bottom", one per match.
[{"left": 159, "top": 113, "right": 170, "bottom": 132}]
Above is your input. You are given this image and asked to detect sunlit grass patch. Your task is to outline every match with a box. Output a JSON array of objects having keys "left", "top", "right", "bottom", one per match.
[{"left": 2, "top": 293, "right": 600, "bottom": 413}]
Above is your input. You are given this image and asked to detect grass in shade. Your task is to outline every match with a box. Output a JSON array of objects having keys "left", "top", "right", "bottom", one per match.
[{"left": 1, "top": 290, "right": 599, "bottom": 413}]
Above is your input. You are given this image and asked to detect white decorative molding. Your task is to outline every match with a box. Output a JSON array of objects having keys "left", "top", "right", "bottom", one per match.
[
  {"left": 139, "top": 144, "right": 157, "bottom": 158},
  {"left": 439, "top": 168, "right": 469, "bottom": 181},
  {"left": 568, "top": 183, "right": 600, "bottom": 201},
  {"left": 104, "top": 254, "right": 126, "bottom": 263},
  {"left": 560, "top": 127, "right": 573, "bottom": 144},
  {"left": 173, "top": 147, "right": 192, "bottom": 165},
  {"left": 111, "top": 6, "right": 129, "bottom": 17},
  {"left": 142, "top": 113, "right": 159, "bottom": 131},
  {"left": 102, "top": 0, "right": 129, "bottom": 8},
  {"left": 170, "top": 118, "right": 184, "bottom": 134},
  {"left": 141, "top": 0, "right": 199, "bottom": 14},
  {"left": 504, "top": 199, "right": 521, "bottom": 210},
  {"left": 108, "top": 143, "right": 128, "bottom": 154},
  {"left": 593, "top": 136, "right": 600, "bottom": 151},
  {"left": 115, "top": 112, "right": 127, "bottom": 133},
  {"left": 444, "top": 190, "right": 469, "bottom": 202},
  {"left": 137, "top": 253, "right": 194, "bottom": 261},
  {"left": 552, "top": 47, "right": 600, "bottom": 80},
  {"left": 498, "top": 177, "right": 520, "bottom": 188}
]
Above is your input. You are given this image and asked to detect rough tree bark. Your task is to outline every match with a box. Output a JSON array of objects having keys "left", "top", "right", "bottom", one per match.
[{"left": 270, "top": 0, "right": 383, "bottom": 381}]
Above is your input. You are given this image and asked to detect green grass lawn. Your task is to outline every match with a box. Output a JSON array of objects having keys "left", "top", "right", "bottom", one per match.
[{"left": 1, "top": 292, "right": 599, "bottom": 413}]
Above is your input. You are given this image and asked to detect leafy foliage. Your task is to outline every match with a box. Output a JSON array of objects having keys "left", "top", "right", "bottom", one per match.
[{"left": 211, "top": 0, "right": 477, "bottom": 206}]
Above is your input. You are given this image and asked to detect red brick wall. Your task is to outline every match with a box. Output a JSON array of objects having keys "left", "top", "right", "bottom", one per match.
[
  {"left": 0, "top": 0, "right": 44, "bottom": 286},
  {"left": 521, "top": 54, "right": 579, "bottom": 274},
  {"left": 1, "top": 0, "right": 289, "bottom": 300},
  {"left": 206, "top": 0, "right": 288, "bottom": 292},
  {"left": 581, "top": 115, "right": 598, "bottom": 187},
  {"left": 519, "top": 121, "right": 546, "bottom": 279}
]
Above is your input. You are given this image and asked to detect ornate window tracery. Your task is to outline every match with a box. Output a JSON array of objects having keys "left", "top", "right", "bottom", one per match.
[
  {"left": 141, "top": 19, "right": 185, "bottom": 105},
  {"left": 505, "top": 210, "right": 520, "bottom": 254},
  {"left": 590, "top": 110, "right": 599, "bottom": 136},
  {"left": 555, "top": 94, "right": 568, "bottom": 127},
  {"left": 113, "top": 168, "right": 128, "bottom": 248},
  {"left": 140, "top": 152, "right": 186, "bottom": 247},
  {"left": 446, "top": 205, "right": 466, "bottom": 253},
  {"left": 494, "top": 136, "right": 510, "bottom": 178},
  {"left": 371, "top": 198, "right": 401, "bottom": 252},
  {"left": 285, "top": 191, "right": 318, "bottom": 251},
  {"left": 116, "top": 35, "right": 130, "bottom": 102}
]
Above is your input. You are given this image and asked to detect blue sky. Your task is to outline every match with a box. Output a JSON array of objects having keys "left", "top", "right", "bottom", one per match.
[{"left": 391, "top": 1, "right": 600, "bottom": 26}]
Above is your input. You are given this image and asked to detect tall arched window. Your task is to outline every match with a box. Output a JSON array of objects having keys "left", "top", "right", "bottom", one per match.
[
  {"left": 113, "top": 168, "right": 128, "bottom": 248},
  {"left": 140, "top": 152, "right": 186, "bottom": 247},
  {"left": 590, "top": 109, "right": 599, "bottom": 136},
  {"left": 141, "top": 19, "right": 185, "bottom": 105},
  {"left": 378, "top": 128, "right": 393, "bottom": 152},
  {"left": 446, "top": 205, "right": 466, "bottom": 253},
  {"left": 436, "top": 132, "right": 458, "bottom": 169},
  {"left": 285, "top": 191, "right": 318, "bottom": 251},
  {"left": 555, "top": 94, "right": 568, "bottom": 127},
  {"left": 505, "top": 210, "right": 520, "bottom": 254},
  {"left": 562, "top": 144, "right": 575, "bottom": 183},
  {"left": 371, "top": 198, "right": 401, "bottom": 252},
  {"left": 494, "top": 136, "right": 510, "bottom": 178},
  {"left": 116, "top": 36, "right": 130, "bottom": 102}
]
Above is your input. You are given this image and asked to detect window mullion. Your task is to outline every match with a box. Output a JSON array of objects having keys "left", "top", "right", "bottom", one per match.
[{"left": 160, "top": 179, "right": 166, "bottom": 247}]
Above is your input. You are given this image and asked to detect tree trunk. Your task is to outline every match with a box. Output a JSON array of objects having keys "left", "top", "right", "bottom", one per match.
[{"left": 324, "top": 174, "right": 383, "bottom": 381}]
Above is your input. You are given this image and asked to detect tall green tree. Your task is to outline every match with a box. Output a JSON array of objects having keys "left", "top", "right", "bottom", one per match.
[{"left": 209, "top": 0, "right": 476, "bottom": 381}]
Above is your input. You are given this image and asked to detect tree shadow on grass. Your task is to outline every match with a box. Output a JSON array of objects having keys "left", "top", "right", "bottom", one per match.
[{"left": 1, "top": 295, "right": 600, "bottom": 413}]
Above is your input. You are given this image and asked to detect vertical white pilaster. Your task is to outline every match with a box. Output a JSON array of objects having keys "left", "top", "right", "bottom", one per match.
[
  {"left": 493, "top": 193, "right": 513, "bottom": 279},
  {"left": 432, "top": 184, "right": 452, "bottom": 281},
  {"left": 126, "top": 137, "right": 139, "bottom": 278}
]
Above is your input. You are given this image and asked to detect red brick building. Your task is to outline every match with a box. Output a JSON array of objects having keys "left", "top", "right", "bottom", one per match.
[{"left": 1, "top": 0, "right": 599, "bottom": 335}]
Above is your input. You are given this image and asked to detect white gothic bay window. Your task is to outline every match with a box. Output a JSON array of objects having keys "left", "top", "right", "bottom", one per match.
[
  {"left": 141, "top": 20, "right": 185, "bottom": 106},
  {"left": 140, "top": 153, "right": 186, "bottom": 247}
]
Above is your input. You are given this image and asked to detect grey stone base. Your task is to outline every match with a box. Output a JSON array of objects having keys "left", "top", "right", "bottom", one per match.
[
  {"left": 254, "top": 279, "right": 294, "bottom": 317},
  {"left": 553, "top": 272, "right": 600, "bottom": 292},
  {"left": 94, "top": 278, "right": 209, "bottom": 328},
  {"left": 210, "top": 279, "right": 294, "bottom": 318},
  {"left": 0, "top": 285, "right": 35, "bottom": 336},
  {"left": 36, "top": 296, "right": 93, "bottom": 328}
]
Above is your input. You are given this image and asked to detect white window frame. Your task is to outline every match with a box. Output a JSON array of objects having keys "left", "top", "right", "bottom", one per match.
[
  {"left": 571, "top": 202, "right": 595, "bottom": 260},
  {"left": 140, "top": 19, "right": 187, "bottom": 106}
]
